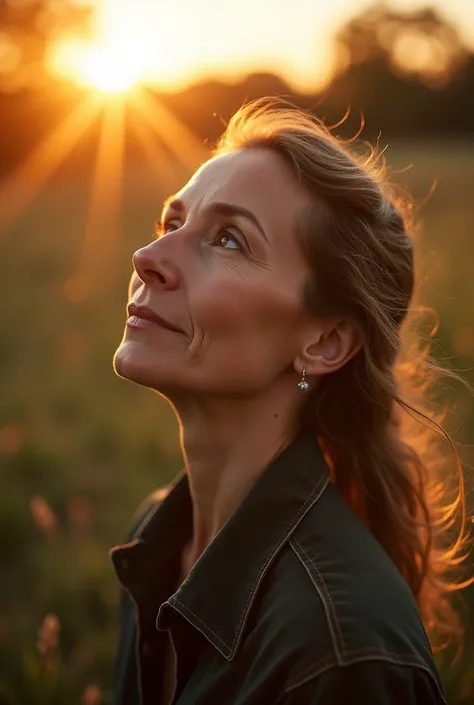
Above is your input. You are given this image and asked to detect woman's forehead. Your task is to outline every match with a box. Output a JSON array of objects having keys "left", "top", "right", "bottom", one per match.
[{"left": 176, "top": 148, "right": 313, "bottom": 223}]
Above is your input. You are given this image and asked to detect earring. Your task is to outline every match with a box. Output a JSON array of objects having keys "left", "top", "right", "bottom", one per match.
[{"left": 297, "top": 366, "right": 309, "bottom": 392}]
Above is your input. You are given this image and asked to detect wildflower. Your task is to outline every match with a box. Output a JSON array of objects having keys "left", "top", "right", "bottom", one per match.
[
  {"left": 30, "top": 496, "right": 58, "bottom": 537},
  {"left": 37, "top": 613, "right": 60, "bottom": 667},
  {"left": 82, "top": 684, "right": 102, "bottom": 705}
]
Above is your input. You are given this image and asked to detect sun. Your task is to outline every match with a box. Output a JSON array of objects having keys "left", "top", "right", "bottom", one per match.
[
  {"left": 47, "top": 1, "right": 221, "bottom": 96},
  {"left": 78, "top": 44, "right": 144, "bottom": 93},
  {"left": 49, "top": 37, "right": 146, "bottom": 94}
]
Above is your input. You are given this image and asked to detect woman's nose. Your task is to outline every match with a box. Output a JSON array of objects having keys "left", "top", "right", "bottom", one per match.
[{"left": 132, "top": 243, "right": 179, "bottom": 290}]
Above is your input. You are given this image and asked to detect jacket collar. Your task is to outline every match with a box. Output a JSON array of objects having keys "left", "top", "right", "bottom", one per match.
[{"left": 111, "top": 428, "right": 330, "bottom": 660}]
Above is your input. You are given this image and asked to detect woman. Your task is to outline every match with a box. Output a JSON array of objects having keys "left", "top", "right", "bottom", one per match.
[{"left": 110, "top": 98, "right": 469, "bottom": 705}]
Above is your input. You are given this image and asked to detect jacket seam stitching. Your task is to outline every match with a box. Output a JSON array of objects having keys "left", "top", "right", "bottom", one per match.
[
  {"left": 289, "top": 538, "right": 439, "bottom": 680},
  {"left": 228, "top": 473, "right": 330, "bottom": 655},
  {"left": 287, "top": 539, "right": 446, "bottom": 702},
  {"left": 290, "top": 536, "right": 345, "bottom": 663},
  {"left": 285, "top": 649, "right": 429, "bottom": 690},
  {"left": 168, "top": 597, "right": 231, "bottom": 656},
  {"left": 284, "top": 655, "right": 447, "bottom": 703},
  {"left": 172, "top": 473, "right": 330, "bottom": 658}
]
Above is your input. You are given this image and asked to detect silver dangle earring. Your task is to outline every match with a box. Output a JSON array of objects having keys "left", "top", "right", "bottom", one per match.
[{"left": 297, "top": 366, "right": 309, "bottom": 392}]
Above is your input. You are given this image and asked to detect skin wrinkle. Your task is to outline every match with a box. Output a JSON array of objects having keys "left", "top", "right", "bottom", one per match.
[
  {"left": 162, "top": 198, "right": 271, "bottom": 248},
  {"left": 113, "top": 146, "right": 361, "bottom": 576}
]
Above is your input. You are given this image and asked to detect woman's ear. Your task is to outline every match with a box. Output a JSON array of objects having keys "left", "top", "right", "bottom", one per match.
[{"left": 295, "top": 319, "right": 362, "bottom": 378}]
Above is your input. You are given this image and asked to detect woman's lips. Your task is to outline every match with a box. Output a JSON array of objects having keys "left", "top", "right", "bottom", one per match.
[
  {"left": 126, "top": 303, "right": 182, "bottom": 332},
  {"left": 126, "top": 315, "right": 174, "bottom": 331}
]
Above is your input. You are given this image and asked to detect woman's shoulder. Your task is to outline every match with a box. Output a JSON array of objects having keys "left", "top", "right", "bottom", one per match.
[
  {"left": 271, "top": 531, "right": 432, "bottom": 655},
  {"left": 284, "top": 485, "right": 431, "bottom": 652},
  {"left": 252, "top": 484, "right": 444, "bottom": 696},
  {"left": 277, "top": 657, "right": 447, "bottom": 704}
]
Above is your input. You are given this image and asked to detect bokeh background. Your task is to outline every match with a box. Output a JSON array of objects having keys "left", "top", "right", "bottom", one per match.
[{"left": 0, "top": 0, "right": 473, "bottom": 703}]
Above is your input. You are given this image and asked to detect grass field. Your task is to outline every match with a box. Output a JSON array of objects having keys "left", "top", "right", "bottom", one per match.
[{"left": 0, "top": 140, "right": 473, "bottom": 703}]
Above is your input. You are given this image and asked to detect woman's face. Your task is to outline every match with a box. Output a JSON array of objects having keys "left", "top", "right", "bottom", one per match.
[{"left": 114, "top": 147, "right": 316, "bottom": 398}]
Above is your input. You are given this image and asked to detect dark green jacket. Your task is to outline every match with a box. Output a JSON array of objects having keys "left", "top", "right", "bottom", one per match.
[{"left": 110, "top": 429, "right": 447, "bottom": 705}]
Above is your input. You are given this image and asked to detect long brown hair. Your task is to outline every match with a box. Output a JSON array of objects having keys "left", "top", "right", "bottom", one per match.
[{"left": 214, "top": 97, "right": 472, "bottom": 652}]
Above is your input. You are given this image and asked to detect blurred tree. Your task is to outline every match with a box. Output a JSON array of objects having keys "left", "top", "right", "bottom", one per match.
[
  {"left": 335, "top": 2, "right": 468, "bottom": 88},
  {"left": 0, "top": 0, "right": 92, "bottom": 92},
  {"left": 325, "top": 2, "right": 474, "bottom": 138}
]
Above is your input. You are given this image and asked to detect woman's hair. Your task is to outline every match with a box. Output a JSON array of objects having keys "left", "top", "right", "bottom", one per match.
[{"left": 213, "top": 97, "right": 472, "bottom": 652}]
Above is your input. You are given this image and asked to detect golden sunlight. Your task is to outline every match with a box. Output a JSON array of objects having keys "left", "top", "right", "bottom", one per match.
[
  {"left": 47, "top": 1, "right": 202, "bottom": 94},
  {"left": 0, "top": 96, "right": 102, "bottom": 230},
  {"left": 75, "top": 44, "right": 144, "bottom": 93},
  {"left": 47, "top": 0, "right": 336, "bottom": 96},
  {"left": 49, "top": 37, "right": 146, "bottom": 93}
]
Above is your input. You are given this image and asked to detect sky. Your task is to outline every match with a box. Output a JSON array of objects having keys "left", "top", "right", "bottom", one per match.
[{"left": 52, "top": 0, "right": 474, "bottom": 93}]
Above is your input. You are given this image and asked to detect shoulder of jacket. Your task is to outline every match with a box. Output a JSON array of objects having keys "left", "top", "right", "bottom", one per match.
[
  {"left": 280, "top": 505, "right": 442, "bottom": 696},
  {"left": 282, "top": 657, "right": 447, "bottom": 704}
]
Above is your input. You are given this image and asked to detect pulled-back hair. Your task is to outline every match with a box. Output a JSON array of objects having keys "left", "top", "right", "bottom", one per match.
[{"left": 214, "top": 97, "right": 471, "bottom": 652}]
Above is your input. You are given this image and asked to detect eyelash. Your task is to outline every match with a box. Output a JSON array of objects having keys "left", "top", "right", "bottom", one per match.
[{"left": 154, "top": 218, "right": 244, "bottom": 252}]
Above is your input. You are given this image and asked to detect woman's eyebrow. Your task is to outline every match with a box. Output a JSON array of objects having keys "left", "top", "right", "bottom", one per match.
[
  {"left": 161, "top": 196, "right": 269, "bottom": 244},
  {"left": 161, "top": 194, "right": 180, "bottom": 214}
]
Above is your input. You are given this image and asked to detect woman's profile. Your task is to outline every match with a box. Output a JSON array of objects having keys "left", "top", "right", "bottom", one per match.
[{"left": 109, "top": 98, "right": 469, "bottom": 704}]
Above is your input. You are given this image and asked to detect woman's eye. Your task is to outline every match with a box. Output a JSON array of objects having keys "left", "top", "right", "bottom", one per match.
[
  {"left": 157, "top": 219, "right": 244, "bottom": 252},
  {"left": 162, "top": 220, "right": 180, "bottom": 234},
  {"left": 214, "top": 228, "right": 242, "bottom": 251}
]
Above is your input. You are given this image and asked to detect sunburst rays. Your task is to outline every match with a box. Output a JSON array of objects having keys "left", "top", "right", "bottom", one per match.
[
  {"left": 0, "top": 87, "right": 211, "bottom": 298},
  {"left": 132, "top": 88, "right": 209, "bottom": 172},
  {"left": 75, "top": 96, "right": 126, "bottom": 296},
  {"left": 0, "top": 95, "right": 102, "bottom": 232}
]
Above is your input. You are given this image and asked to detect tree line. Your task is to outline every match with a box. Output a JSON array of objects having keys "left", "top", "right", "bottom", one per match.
[{"left": 1, "top": 2, "right": 474, "bottom": 175}]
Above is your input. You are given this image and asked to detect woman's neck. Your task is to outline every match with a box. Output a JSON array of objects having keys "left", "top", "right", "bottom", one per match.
[{"left": 175, "top": 392, "right": 300, "bottom": 573}]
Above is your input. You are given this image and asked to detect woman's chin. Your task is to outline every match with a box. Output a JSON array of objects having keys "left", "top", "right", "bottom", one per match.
[{"left": 113, "top": 342, "right": 166, "bottom": 389}]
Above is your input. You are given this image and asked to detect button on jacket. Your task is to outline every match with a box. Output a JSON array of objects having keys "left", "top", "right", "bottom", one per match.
[{"left": 110, "top": 429, "right": 447, "bottom": 704}]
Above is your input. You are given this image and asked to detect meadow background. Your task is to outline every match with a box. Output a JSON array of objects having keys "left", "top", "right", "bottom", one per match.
[{"left": 0, "top": 1, "right": 474, "bottom": 703}]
